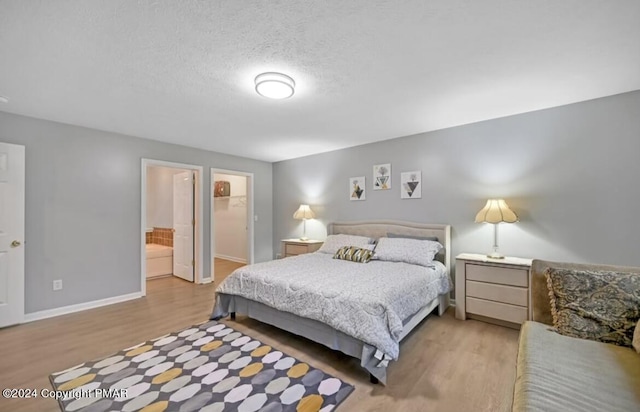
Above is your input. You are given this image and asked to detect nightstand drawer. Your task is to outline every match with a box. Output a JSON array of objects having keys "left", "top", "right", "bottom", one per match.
[
  {"left": 466, "top": 280, "right": 528, "bottom": 307},
  {"left": 285, "top": 244, "right": 308, "bottom": 256},
  {"left": 281, "top": 239, "right": 323, "bottom": 258},
  {"left": 466, "top": 297, "right": 528, "bottom": 324},
  {"left": 466, "top": 263, "right": 528, "bottom": 287}
]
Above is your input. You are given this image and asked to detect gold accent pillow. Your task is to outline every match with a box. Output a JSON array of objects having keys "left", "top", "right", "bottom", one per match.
[
  {"left": 333, "top": 246, "right": 374, "bottom": 263},
  {"left": 545, "top": 267, "right": 640, "bottom": 347}
]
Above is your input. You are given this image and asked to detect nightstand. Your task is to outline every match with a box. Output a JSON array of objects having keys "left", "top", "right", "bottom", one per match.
[
  {"left": 281, "top": 239, "right": 323, "bottom": 258},
  {"left": 455, "top": 253, "right": 533, "bottom": 329}
]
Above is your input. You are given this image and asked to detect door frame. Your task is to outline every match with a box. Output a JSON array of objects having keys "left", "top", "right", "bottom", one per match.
[
  {"left": 210, "top": 168, "right": 255, "bottom": 281},
  {"left": 0, "top": 142, "right": 25, "bottom": 327},
  {"left": 141, "top": 159, "right": 203, "bottom": 296}
]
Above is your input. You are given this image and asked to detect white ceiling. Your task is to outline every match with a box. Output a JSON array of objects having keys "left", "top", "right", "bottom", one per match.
[{"left": 1, "top": 1, "right": 639, "bottom": 162}]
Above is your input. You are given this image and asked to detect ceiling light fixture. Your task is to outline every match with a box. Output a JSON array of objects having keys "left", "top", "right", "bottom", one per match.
[
  {"left": 0, "top": 95, "right": 8, "bottom": 104},
  {"left": 254, "top": 72, "right": 295, "bottom": 99}
]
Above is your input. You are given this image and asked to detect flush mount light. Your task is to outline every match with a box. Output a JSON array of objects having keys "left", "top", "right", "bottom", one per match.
[{"left": 254, "top": 72, "right": 295, "bottom": 99}]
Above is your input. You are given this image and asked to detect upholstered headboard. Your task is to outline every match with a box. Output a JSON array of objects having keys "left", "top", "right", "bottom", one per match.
[{"left": 327, "top": 220, "right": 452, "bottom": 272}]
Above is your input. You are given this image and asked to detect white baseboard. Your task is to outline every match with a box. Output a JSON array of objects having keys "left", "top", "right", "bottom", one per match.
[
  {"left": 201, "top": 277, "right": 212, "bottom": 284},
  {"left": 24, "top": 291, "right": 143, "bottom": 323},
  {"left": 215, "top": 254, "right": 247, "bottom": 264}
]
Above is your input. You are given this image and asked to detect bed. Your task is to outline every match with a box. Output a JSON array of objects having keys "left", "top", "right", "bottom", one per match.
[{"left": 211, "top": 220, "right": 452, "bottom": 384}]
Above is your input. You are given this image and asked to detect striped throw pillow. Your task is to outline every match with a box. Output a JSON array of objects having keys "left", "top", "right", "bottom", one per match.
[{"left": 333, "top": 246, "right": 374, "bottom": 263}]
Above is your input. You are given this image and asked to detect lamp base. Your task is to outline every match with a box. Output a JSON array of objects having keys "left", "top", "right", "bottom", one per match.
[{"left": 486, "top": 252, "right": 505, "bottom": 259}]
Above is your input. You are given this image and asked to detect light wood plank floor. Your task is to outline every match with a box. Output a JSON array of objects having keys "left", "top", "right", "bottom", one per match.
[
  {"left": 0, "top": 259, "right": 519, "bottom": 412},
  {"left": 213, "top": 257, "right": 245, "bottom": 288}
]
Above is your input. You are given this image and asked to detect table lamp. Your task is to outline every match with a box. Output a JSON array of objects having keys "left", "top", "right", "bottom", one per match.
[
  {"left": 293, "top": 204, "right": 315, "bottom": 241},
  {"left": 475, "top": 199, "right": 518, "bottom": 259}
]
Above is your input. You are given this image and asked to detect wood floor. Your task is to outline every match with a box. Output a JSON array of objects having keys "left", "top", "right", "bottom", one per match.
[
  {"left": 0, "top": 259, "right": 519, "bottom": 412},
  {"left": 213, "top": 257, "right": 245, "bottom": 288}
]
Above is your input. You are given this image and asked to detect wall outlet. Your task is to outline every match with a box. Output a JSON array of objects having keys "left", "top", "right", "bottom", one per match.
[{"left": 53, "top": 279, "right": 63, "bottom": 291}]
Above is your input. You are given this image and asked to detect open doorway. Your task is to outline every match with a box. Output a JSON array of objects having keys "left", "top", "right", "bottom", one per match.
[
  {"left": 141, "top": 159, "right": 203, "bottom": 295},
  {"left": 210, "top": 168, "right": 254, "bottom": 284}
]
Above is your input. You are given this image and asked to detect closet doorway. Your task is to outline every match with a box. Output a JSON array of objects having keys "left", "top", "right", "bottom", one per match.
[{"left": 210, "top": 168, "right": 254, "bottom": 283}]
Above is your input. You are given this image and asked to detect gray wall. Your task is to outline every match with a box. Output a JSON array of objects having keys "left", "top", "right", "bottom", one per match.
[
  {"left": 0, "top": 111, "right": 273, "bottom": 314},
  {"left": 273, "top": 91, "right": 640, "bottom": 268}
]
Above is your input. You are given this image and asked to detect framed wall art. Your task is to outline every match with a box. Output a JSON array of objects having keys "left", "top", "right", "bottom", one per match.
[
  {"left": 373, "top": 163, "right": 391, "bottom": 190},
  {"left": 349, "top": 176, "right": 366, "bottom": 201},
  {"left": 400, "top": 171, "right": 421, "bottom": 199}
]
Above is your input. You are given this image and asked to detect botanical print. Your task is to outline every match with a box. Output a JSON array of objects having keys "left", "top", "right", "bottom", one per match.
[
  {"left": 350, "top": 176, "right": 366, "bottom": 200},
  {"left": 401, "top": 171, "right": 421, "bottom": 199},
  {"left": 373, "top": 163, "right": 391, "bottom": 190}
]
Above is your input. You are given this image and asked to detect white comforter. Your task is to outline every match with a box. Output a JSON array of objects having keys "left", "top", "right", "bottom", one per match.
[{"left": 215, "top": 252, "right": 451, "bottom": 360}]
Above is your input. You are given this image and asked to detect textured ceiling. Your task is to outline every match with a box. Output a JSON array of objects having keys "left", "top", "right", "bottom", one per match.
[{"left": 1, "top": 1, "right": 639, "bottom": 162}]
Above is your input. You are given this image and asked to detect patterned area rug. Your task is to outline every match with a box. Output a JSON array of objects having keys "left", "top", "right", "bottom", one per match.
[{"left": 49, "top": 320, "right": 354, "bottom": 412}]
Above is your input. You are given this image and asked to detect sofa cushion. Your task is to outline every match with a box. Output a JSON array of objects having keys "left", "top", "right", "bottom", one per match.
[
  {"left": 530, "top": 260, "right": 640, "bottom": 326},
  {"left": 545, "top": 267, "right": 640, "bottom": 347},
  {"left": 513, "top": 321, "right": 640, "bottom": 412}
]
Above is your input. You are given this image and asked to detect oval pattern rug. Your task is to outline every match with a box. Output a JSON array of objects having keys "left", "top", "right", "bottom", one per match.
[{"left": 49, "top": 320, "right": 354, "bottom": 412}]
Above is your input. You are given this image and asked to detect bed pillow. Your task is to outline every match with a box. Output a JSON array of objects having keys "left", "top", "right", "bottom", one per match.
[
  {"left": 317, "top": 234, "right": 373, "bottom": 255},
  {"left": 373, "top": 237, "right": 442, "bottom": 267},
  {"left": 545, "top": 267, "right": 640, "bottom": 347},
  {"left": 387, "top": 232, "right": 438, "bottom": 242},
  {"left": 333, "top": 246, "right": 374, "bottom": 263}
]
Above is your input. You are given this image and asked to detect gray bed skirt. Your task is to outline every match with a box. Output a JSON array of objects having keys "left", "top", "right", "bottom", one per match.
[{"left": 211, "top": 293, "right": 449, "bottom": 384}]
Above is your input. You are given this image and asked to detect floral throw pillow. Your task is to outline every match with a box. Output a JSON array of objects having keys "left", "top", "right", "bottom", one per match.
[
  {"left": 333, "top": 246, "right": 374, "bottom": 263},
  {"left": 545, "top": 267, "right": 640, "bottom": 347}
]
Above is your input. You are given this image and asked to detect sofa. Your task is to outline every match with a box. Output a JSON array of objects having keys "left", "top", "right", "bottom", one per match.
[{"left": 512, "top": 259, "right": 640, "bottom": 412}]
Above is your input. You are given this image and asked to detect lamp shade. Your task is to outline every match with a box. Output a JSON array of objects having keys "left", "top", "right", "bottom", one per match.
[
  {"left": 293, "top": 204, "right": 315, "bottom": 220},
  {"left": 475, "top": 199, "right": 518, "bottom": 224}
]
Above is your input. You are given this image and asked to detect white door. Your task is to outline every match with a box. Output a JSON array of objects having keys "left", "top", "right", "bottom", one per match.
[
  {"left": 0, "top": 143, "right": 25, "bottom": 327},
  {"left": 173, "top": 171, "right": 194, "bottom": 282}
]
